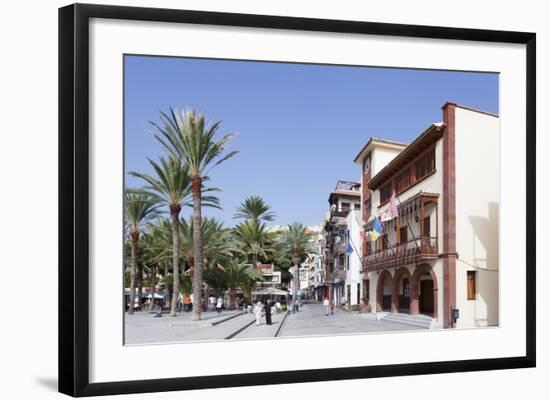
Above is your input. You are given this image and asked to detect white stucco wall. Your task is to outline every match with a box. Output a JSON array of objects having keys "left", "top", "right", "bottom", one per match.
[
  {"left": 454, "top": 107, "right": 500, "bottom": 328},
  {"left": 371, "top": 145, "right": 403, "bottom": 176},
  {"left": 345, "top": 210, "right": 364, "bottom": 305}
]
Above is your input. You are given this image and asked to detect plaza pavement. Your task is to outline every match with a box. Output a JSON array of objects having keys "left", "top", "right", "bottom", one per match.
[
  {"left": 124, "top": 303, "right": 426, "bottom": 345},
  {"left": 278, "top": 303, "right": 425, "bottom": 338}
]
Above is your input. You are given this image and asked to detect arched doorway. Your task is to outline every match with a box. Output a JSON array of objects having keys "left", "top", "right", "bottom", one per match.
[
  {"left": 392, "top": 267, "right": 412, "bottom": 314},
  {"left": 411, "top": 264, "right": 438, "bottom": 318},
  {"left": 376, "top": 270, "right": 393, "bottom": 312}
]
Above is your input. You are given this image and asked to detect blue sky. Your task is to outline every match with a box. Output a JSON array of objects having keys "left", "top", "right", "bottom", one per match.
[{"left": 124, "top": 55, "right": 498, "bottom": 227}]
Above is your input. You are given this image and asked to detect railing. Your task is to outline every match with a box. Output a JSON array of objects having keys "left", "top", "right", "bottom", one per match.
[
  {"left": 362, "top": 236, "right": 438, "bottom": 271},
  {"left": 332, "top": 209, "right": 351, "bottom": 218},
  {"left": 335, "top": 269, "right": 347, "bottom": 282},
  {"left": 335, "top": 242, "right": 347, "bottom": 255}
]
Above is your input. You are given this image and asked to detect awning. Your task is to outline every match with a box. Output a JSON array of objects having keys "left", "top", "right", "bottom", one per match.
[
  {"left": 252, "top": 287, "right": 289, "bottom": 296},
  {"left": 142, "top": 292, "right": 165, "bottom": 299}
]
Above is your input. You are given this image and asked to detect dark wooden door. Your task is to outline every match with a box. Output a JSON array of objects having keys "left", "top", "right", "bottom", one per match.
[{"left": 420, "top": 279, "right": 434, "bottom": 315}]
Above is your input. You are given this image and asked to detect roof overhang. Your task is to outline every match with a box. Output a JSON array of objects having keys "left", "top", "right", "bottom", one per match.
[
  {"left": 353, "top": 137, "right": 408, "bottom": 164},
  {"left": 368, "top": 123, "right": 445, "bottom": 190}
]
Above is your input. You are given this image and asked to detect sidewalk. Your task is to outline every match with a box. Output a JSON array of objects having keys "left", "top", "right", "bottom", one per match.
[{"left": 124, "top": 310, "right": 254, "bottom": 344}]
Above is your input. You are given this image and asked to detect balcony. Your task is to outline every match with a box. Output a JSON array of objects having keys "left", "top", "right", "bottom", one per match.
[
  {"left": 332, "top": 208, "right": 352, "bottom": 218},
  {"left": 334, "top": 269, "right": 347, "bottom": 282},
  {"left": 362, "top": 236, "right": 438, "bottom": 272}
]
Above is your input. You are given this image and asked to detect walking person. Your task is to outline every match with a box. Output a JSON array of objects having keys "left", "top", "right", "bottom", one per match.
[
  {"left": 184, "top": 294, "right": 191, "bottom": 312},
  {"left": 209, "top": 295, "right": 216, "bottom": 312},
  {"left": 323, "top": 297, "right": 330, "bottom": 316},
  {"left": 216, "top": 296, "right": 223, "bottom": 314},
  {"left": 330, "top": 298, "right": 335, "bottom": 315},
  {"left": 265, "top": 300, "right": 272, "bottom": 325},
  {"left": 254, "top": 301, "right": 263, "bottom": 326}
]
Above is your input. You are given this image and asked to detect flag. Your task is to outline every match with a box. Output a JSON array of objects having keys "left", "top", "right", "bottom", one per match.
[
  {"left": 373, "top": 216, "right": 384, "bottom": 233},
  {"left": 347, "top": 241, "right": 353, "bottom": 255},
  {"left": 378, "top": 191, "right": 399, "bottom": 222},
  {"left": 366, "top": 230, "right": 380, "bottom": 242},
  {"left": 390, "top": 191, "right": 398, "bottom": 217}
]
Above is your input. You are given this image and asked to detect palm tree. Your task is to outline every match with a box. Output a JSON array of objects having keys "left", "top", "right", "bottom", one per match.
[
  {"left": 223, "top": 262, "right": 265, "bottom": 308},
  {"left": 179, "top": 217, "right": 239, "bottom": 272},
  {"left": 277, "top": 223, "right": 316, "bottom": 305},
  {"left": 152, "top": 108, "right": 238, "bottom": 320},
  {"left": 234, "top": 220, "right": 276, "bottom": 269},
  {"left": 179, "top": 216, "right": 241, "bottom": 307},
  {"left": 130, "top": 156, "right": 193, "bottom": 316},
  {"left": 233, "top": 195, "right": 276, "bottom": 223},
  {"left": 124, "top": 191, "right": 158, "bottom": 315}
]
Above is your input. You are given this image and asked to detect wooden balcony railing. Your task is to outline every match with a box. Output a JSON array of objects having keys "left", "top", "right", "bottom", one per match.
[
  {"left": 332, "top": 209, "right": 351, "bottom": 218},
  {"left": 362, "top": 236, "right": 438, "bottom": 272}
]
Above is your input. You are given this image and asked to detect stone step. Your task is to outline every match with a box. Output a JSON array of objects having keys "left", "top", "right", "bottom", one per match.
[
  {"left": 392, "top": 313, "right": 433, "bottom": 322},
  {"left": 382, "top": 313, "right": 434, "bottom": 329}
]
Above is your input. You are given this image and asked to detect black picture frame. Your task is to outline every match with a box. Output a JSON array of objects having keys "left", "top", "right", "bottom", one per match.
[{"left": 58, "top": 3, "right": 536, "bottom": 397}]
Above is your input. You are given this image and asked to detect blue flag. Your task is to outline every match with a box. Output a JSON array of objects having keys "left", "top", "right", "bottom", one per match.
[
  {"left": 373, "top": 216, "right": 384, "bottom": 234},
  {"left": 347, "top": 241, "right": 353, "bottom": 255}
]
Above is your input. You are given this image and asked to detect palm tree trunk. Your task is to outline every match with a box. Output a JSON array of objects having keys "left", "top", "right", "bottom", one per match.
[
  {"left": 129, "top": 232, "right": 138, "bottom": 315},
  {"left": 293, "top": 264, "right": 300, "bottom": 305},
  {"left": 191, "top": 177, "right": 203, "bottom": 321},
  {"left": 137, "top": 263, "right": 143, "bottom": 309},
  {"left": 149, "top": 264, "right": 157, "bottom": 311},
  {"left": 163, "top": 262, "right": 170, "bottom": 308},
  {"left": 170, "top": 208, "right": 180, "bottom": 317},
  {"left": 229, "top": 287, "right": 236, "bottom": 309}
]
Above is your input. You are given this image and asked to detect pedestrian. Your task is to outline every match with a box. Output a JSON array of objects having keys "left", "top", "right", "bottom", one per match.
[
  {"left": 184, "top": 294, "right": 191, "bottom": 312},
  {"left": 189, "top": 293, "right": 194, "bottom": 312},
  {"left": 275, "top": 301, "right": 282, "bottom": 313},
  {"left": 254, "top": 301, "right": 263, "bottom": 326},
  {"left": 323, "top": 297, "right": 330, "bottom": 316},
  {"left": 330, "top": 299, "right": 335, "bottom": 315},
  {"left": 292, "top": 299, "right": 299, "bottom": 313},
  {"left": 216, "top": 296, "right": 223, "bottom": 314},
  {"left": 265, "top": 300, "right": 272, "bottom": 325},
  {"left": 209, "top": 295, "right": 216, "bottom": 312}
]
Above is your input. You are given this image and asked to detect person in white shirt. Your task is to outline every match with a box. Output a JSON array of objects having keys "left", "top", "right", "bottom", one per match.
[
  {"left": 216, "top": 296, "right": 223, "bottom": 314},
  {"left": 323, "top": 297, "right": 330, "bottom": 316},
  {"left": 253, "top": 301, "right": 263, "bottom": 326}
]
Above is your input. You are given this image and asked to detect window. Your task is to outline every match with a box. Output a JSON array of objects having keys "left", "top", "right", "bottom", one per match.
[
  {"left": 364, "top": 199, "right": 371, "bottom": 219},
  {"left": 377, "top": 234, "right": 388, "bottom": 251},
  {"left": 338, "top": 254, "right": 345, "bottom": 269},
  {"left": 380, "top": 183, "right": 392, "bottom": 204},
  {"left": 402, "top": 278, "right": 410, "bottom": 297},
  {"left": 363, "top": 157, "right": 370, "bottom": 174},
  {"left": 354, "top": 203, "right": 361, "bottom": 210},
  {"left": 341, "top": 202, "right": 350, "bottom": 212},
  {"left": 416, "top": 149, "right": 436, "bottom": 180},
  {"left": 423, "top": 216, "right": 431, "bottom": 237},
  {"left": 467, "top": 271, "right": 477, "bottom": 300},
  {"left": 396, "top": 169, "right": 411, "bottom": 192},
  {"left": 399, "top": 226, "right": 408, "bottom": 244},
  {"left": 363, "top": 279, "right": 370, "bottom": 302}
]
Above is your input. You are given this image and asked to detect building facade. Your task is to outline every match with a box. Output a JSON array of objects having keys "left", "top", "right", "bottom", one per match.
[
  {"left": 320, "top": 180, "right": 361, "bottom": 306},
  {"left": 354, "top": 103, "right": 499, "bottom": 329}
]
